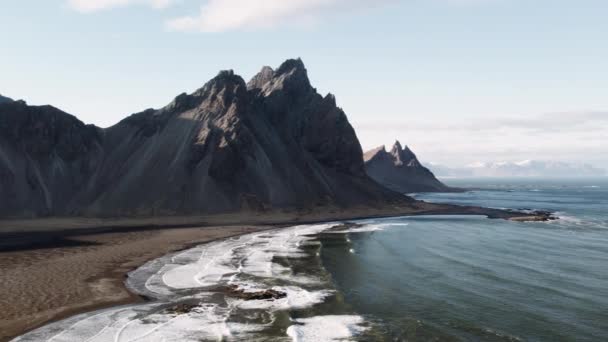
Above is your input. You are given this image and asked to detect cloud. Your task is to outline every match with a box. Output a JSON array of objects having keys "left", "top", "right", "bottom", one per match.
[
  {"left": 68, "top": 0, "right": 174, "bottom": 12},
  {"left": 357, "top": 111, "right": 608, "bottom": 134},
  {"left": 69, "top": 0, "right": 484, "bottom": 31},
  {"left": 494, "top": 111, "right": 608, "bottom": 132},
  {"left": 166, "top": 0, "right": 383, "bottom": 33},
  {"left": 353, "top": 111, "right": 608, "bottom": 168}
]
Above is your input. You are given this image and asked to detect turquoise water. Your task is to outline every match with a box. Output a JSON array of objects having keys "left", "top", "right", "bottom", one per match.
[{"left": 320, "top": 178, "right": 608, "bottom": 341}]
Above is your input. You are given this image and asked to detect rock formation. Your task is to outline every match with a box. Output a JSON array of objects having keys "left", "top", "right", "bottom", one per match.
[
  {"left": 0, "top": 59, "right": 410, "bottom": 218},
  {"left": 364, "top": 141, "right": 458, "bottom": 193},
  {"left": 0, "top": 94, "right": 13, "bottom": 104},
  {"left": 0, "top": 101, "right": 103, "bottom": 217}
]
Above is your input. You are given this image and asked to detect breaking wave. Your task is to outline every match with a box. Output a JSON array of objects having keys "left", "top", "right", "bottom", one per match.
[{"left": 14, "top": 223, "right": 373, "bottom": 342}]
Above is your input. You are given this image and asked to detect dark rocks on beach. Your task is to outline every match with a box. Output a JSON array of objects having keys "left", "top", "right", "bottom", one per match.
[
  {"left": 165, "top": 303, "right": 199, "bottom": 315},
  {"left": 536, "top": 210, "right": 558, "bottom": 219},
  {"left": 0, "top": 59, "right": 409, "bottom": 218},
  {"left": 326, "top": 222, "right": 364, "bottom": 232},
  {"left": 509, "top": 210, "right": 558, "bottom": 222},
  {"left": 223, "top": 285, "right": 287, "bottom": 301},
  {"left": 364, "top": 141, "right": 461, "bottom": 194}
]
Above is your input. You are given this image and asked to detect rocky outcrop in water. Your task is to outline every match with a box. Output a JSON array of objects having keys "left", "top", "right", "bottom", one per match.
[
  {"left": 0, "top": 59, "right": 409, "bottom": 218},
  {"left": 508, "top": 210, "right": 557, "bottom": 222},
  {"left": 364, "top": 141, "right": 458, "bottom": 193},
  {"left": 224, "top": 285, "right": 287, "bottom": 300}
]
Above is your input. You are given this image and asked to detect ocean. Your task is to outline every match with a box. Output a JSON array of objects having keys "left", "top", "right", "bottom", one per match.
[{"left": 14, "top": 178, "right": 608, "bottom": 341}]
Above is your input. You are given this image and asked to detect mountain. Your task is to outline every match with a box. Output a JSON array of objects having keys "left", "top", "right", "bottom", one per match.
[
  {"left": 0, "top": 59, "right": 410, "bottom": 218},
  {"left": 0, "top": 94, "right": 13, "bottom": 104},
  {"left": 0, "top": 101, "right": 103, "bottom": 217},
  {"left": 429, "top": 160, "right": 607, "bottom": 178},
  {"left": 364, "top": 141, "right": 457, "bottom": 193}
]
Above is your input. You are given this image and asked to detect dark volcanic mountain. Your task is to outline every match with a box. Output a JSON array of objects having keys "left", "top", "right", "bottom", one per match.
[
  {"left": 364, "top": 141, "right": 457, "bottom": 193},
  {"left": 0, "top": 59, "right": 409, "bottom": 218},
  {"left": 0, "top": 94, "right": 13, "bottom": 104}
]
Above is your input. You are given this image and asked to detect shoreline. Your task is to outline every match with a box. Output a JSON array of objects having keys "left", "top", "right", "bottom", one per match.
[
  {"left": 0, "top": 225, "right": 276, "bottom": 342},
  {"left": 0, "top": 202, "right": 551, "bottom": 341},
  {"left": 0, "top": 201, "right": 550, "bottom": 245}
]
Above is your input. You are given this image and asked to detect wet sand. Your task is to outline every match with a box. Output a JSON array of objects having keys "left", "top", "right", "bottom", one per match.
[
  {"left": 0, "top": 224, "right": 274, "bottom": 341},
  {"left": 0, "top": 202, "right": 547, "bottom": 341}
]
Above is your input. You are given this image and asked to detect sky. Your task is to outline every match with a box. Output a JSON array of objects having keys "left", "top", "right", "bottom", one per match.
[{"left": 1, "top": 0, "right": 607, "bottom": 168}]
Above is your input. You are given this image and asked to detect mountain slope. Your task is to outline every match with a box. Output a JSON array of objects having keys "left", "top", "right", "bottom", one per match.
[
  {"left": 0, "top": 59, "right": 409, "bottom": 218},
  {"left": 0, "top": 100, "right": 103, "bottom": 217},
  {"left": 0, "top": 94, "right": 13, "bottom": 104},
  {"left": 364, "top": 141, "right": 457, "bottom": 193}
]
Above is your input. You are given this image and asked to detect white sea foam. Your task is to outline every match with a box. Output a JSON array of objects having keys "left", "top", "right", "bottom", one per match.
[
  {"left": 35, "top": 302, "right": 263, "bottom": 342},
  {"left": 13, "top": 303, "right": 162, "bottom": 342},
  {"left": 323, "top": 222, "right": 403, "bottom": 234},
  {"left": 325, "top": 225, "right": 383, "bottom": 234},
  {"left": 108, "top": 303, "right": 264, "bottom": 342},
  {"left": 234, "top": 286, "right": 334, "bottom": 310},
  {"left": 15, "top": 222, "right": 372, "bottom": 342},
  {"left": 286, "top": 315, "right": 367, "bottom": 342},
  {"left": 544, "top": 212, "right": 608, "bottom": 231},
  {"left": 137, "top": 220, "right": 417, "bottom": 302},
  {"left": 371, "top": 222, "right": 407, "bottom": 230},
  {"left": 554, "top": 212, "right": 585, "bottom": 225},
  {"left": 139, "top": 224, "right": 334, "bottom": 296},
  {"left": 18, "top": 284, "right": 335, "bottom": 341}
]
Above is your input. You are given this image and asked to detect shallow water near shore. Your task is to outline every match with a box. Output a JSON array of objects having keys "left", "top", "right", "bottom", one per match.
[
  {"left": 324, "top": 177, "right": 608, "bottom": 341},
  {"left": 14, "top": 178, "right": 608, "bottom": 341}
]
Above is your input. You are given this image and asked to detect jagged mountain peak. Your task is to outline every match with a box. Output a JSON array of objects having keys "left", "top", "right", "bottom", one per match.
[
  {"left": 323, "top": 93, "right": 337, "bottom": 106},
  {"left": 120, "top": 59, "right": 316, "bottom": 132},
  {"left": 365, "top": 141, "right": 456, "bottom": 193},
  {"left": 391, "top": 140, "right": 403, "bottom": 152},
  {"left": 200, "top": 69, "right": 247, "bottom": 92},
  {"left": 161, "top": 92, "right": 195, "bottom": 114},
  {"left": 248, "top": 66, "right": 275, "bottom": 90},
  {"left": 280, "top": 59, "right": 310, "bottom": 86},
  {"left": 401, "top": 146, "right": 417, "bottom": 162},
  {"left": 389, "top": 140, "right": 417, "bottom": 166},
  {"left": 256, "top": 58, "right": 312, "bottom": 96},
  {"left": 276, "top": 58, "right": 306, "bottom": 75},
  {"left": 260, "top": 65, "right": 275, "bottom": 73},
  {"left": 363, "top": 145, "right": 388, "bottom": 162},
  {"left": 247, "top": 58, "right": 309, "bottom": 91},
  {"left": 158, "top": 70, "right": 250, "bottom": 117},
  {"left": 0, "top": 60, "right": 408, "bottom": 217},
  {"left": 186, "top": 69, "right": 249, "bottom": 115}
]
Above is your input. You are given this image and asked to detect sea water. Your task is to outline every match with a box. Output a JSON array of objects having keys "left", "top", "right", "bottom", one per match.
[
  {"left": 321, "top": 177, "right": 608, "bottom": 341},
  {"left": 14, "top": 178, "right": 608, "bottom": 341}
]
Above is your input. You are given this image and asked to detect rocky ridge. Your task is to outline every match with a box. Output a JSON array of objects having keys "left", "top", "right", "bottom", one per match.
[
  {"left": 0, "top": 59, "right": 409, "bottom": 218},
  {"left": 364, "top": 141, "right": 458, "bottom": 193},
  {"left": 0, "top": 94, "right": 13, "bottom": 104}
]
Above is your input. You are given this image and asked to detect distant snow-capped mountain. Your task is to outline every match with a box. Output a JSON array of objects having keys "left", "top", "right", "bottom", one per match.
[
  {"left": 426, "top": 162, "right": 474, "bottom": 177},
  {"left": 427, "top": 160, "right": 606, "bottom": 178}
]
